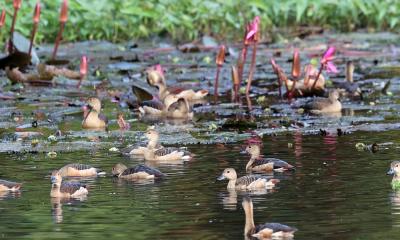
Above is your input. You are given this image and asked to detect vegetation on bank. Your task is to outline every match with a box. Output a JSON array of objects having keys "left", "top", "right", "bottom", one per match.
[{"left": 1, "top": 0, "right": 399, "bottom": 43}]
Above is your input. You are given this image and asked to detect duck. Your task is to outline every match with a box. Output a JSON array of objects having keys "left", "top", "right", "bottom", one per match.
[
  {"left": 138, "top": 94, "right": 181, "bottom": 117},
  {"left": 217, "top": 168, "right": 279, "bottom": 190},
  {"left": 58, "top": 163, "right": 105, "bottom": 177},
  {"left": 0, "top": 179, "right": 22, "bottom": 192},
  {"left": 50, "top": 170, "right": 88, "bottom": 198},
  {"left": 242, "top": 197, "right": 297, "bottom": 239},
  {"left": 129, "top": 128, "right": 163, "bottom": 155},
  {"left": 387, "top": 161, "right": 400, "bottom": 190},
  {"left": 146, "top": 68, "right": 208, "bottom": 101},
  {"left": 245, "top": 144, "right": 295, "bottom": 173},
  {"left": 112, "top": 163, "right": 165, "bottom": 180},
  {"left": 286, "top": 65, "right": 326, "bottom": 94},
  {"left": 335, "top": 61, "right": 362, "bottom": 98},
  {"left": 166, "top": 96, "right": 193, "bottom": 119},
  {"left": 82, "top": 97, "right": 108, "bottom": 129},
  {"left": 301, "top": 89, "right": 342, "bottom": 114},
  {"left": 143, "top": 147, "right": 192, "bottom": 161}
]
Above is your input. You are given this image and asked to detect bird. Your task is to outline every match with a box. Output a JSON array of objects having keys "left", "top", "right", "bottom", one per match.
[
  {"left": 0, "top": 179, "right": 22, "bottom": 192},
  {"left": 301, "top": 89, "right": 342, "bottom": 114},
  {"left": 245, "top": 144, "right": 295, "bottom": 173},
  {"left": 387, "top": 161, "right": 400, "bottom": 190},
  {"left": 112, "top": 163, "right": 165, "bottom": 180},
  {"left": 217, "top": 168, "right": 279, "bottom": 190},
  {"left": 242, "top": 197, "right": 297, "bottom": 239},
  {"left": 58, "top": 163, "right": 105, "bottom": 177},
  {"left": 50, "top": 170, "right": 88, "bottom": 198},
  {"left": 82, "top": 97, "right": 108, "bottom": 129}
]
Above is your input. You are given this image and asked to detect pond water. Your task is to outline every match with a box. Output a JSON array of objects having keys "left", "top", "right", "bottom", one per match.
[{"left": 0, "top": 130, "right": 399, "bottom": 239}]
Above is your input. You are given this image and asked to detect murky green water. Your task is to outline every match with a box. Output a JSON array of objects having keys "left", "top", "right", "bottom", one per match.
[{"left": 0, "top": 130, "right": 399, "bottom": 239}]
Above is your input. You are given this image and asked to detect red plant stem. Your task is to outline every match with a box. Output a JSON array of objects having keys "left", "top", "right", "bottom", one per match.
[
  {"left": 245, "top": 42, "right": 257, "bottom": 95},
  {"left": 238, "top": 44, "right": 248, "bottom": 85},
  {"left": 8, "top": 8, "right": 19, "bottom": 53},
  {"left": 277, "top": 75, "right": 282, "bottom": 99},
  {"left": 311, "top": 63, "right": 324, "bottom": 90},
  {"left": 288, "top": 78, "right": 297, "bottom": 101},
  {"left": 246, "top": 94, "right": 253, "bottom": 111},
  {"left": 214, "top": 65, "right": 221, "bottom": 103},
  {"left": 28, "top": 23, "right": 38, "bottom": 56},
  {"left": 52, "top": 22, "right": 65, "bottom": 60}
]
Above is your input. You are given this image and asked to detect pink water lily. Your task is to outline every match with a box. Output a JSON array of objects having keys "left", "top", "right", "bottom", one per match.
[
  {"left": 33, "top": 1, "right": 41, "bottom": 24},
  {"left": 245, "top": 16, "right": 260, "bottom": 42},
  {"left": 13, "top": 0, "right": 22, "bottom": 10},
  {"left": 153, "top": 64, "right": 164, "bottom": 77},
  {"left": 321, "top": 46, "right": 338, "bottom": 73}
]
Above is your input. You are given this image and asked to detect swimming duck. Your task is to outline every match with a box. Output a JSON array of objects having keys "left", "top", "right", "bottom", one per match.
[
  {"left": 388, "top": 161, "right": 400, "bottom": 190},
  {"left": 50, "top": 170, "right": 88, "bottom": 198},
  {"left": 245, "top": 144, "right": 295, "bottom": 173},
  {"left": 82, "top": 97, "right": 108, "bottom": 129},
  {"left": 129, "top": 128, "right": 163, "bottom": 155},
  {"left": 242, "top": 197, "right": 297, "bottom": 239},
  {"left": 146, "top": 69, "right": 208, "bottom": 101},
  {"left": 0, "top": 179, "right": 21, "bottom": 192},
  {"left": 166, "top": 96, "right": 193, "bottom": 119},
  {"left": 58, "top": 163, "right": 105, "bottom": 177},
  {"left": 301, "top": 89, "right": 342, "bottom": 114},
  {"left": 143, "top": 147, "right": 192, "bottom": 161},
  {"left": 138, "top": 94, "right": 180, "bottom": 117},
  {"left": 112, "top": 163, "right": 165, "bottom": 180},
  {"left": 217, "top": 168, "right": 279, "bottom": 190}
]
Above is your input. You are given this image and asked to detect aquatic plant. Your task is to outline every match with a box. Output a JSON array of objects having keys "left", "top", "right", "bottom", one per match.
[
  {"left": 52, "top": 0, "right": 68, "bottom": 60},
  {"left": 311, "top": 46, "right": 338, "bottom": 89},
  {"left": 214, "top": 44, "right": 225, "bottom": 102},
  {"left": 0, "top": 9, "right": 6, "bottom": 29},
  {"left": 245, "top": 16, "right": 260, "bottom": 96},
  {"left": 77, "top": 55, "right": 87, "bottom": 88},
  {"left": 28, "top": 1, "right": 41, "bottom": 56},
  {"left": 8, "top": 0, "right": 22, "bottom": 52}
]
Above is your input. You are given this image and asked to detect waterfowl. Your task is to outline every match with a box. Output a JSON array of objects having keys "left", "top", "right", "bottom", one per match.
[
  {"left": 242, "top": 197, "right": 297, "bottom": 239},
  {"left": 143, "top": 147, "right": 192, "bottom": 161},
  {"left": 0, "top": 179, "right": 21, "bottom": 192},
  {"left": 50, "top": 170, "right": 88, "bottom": 198},
  {"left": 302, "top": 89, "right": 342, "bottom": 113},
  {"left": 138, "top": 94, "right": 180, "bottom": 117},
  {"left": 245, "top": 144, "right": 295, "bottom": 173},
  {"left": 388, "top": 161, "right": 400, "bottom": 190},
  {"left": 58, "top": 163, "right": 105, "bottom": 177},
  {"left": 217, "top": 168, "right": 279, "bottom": 190},
  {"left": 82, "top": 97, "right": 108, "bottom": 129},
  {"left": 336, "top": 61, "right": 362, "bottom": 98},
  {"left": 166, "top": 96, "right": 193, "bottom": 119},
  {"left": 112, "top": 163, "right": 165, "bottom": 180},
  {"left": 146, "top": 69, "right": 208, "bottom": 101},
  {"left": 129, "top": 128, "right": 163, "bottom": 155}
]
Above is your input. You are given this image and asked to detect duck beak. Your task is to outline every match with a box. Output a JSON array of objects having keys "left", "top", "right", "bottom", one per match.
[
  {"left": 387, "top": 169, "right": 395, "bottom": 175},
  {"left": 217, "top": 174, "right": 226, "bottom": 181},
  {"left": 51, "top": 176, "right": 57, "bottom": 184}
]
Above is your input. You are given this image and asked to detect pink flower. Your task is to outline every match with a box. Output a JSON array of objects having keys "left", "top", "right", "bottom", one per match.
[
  {"left": 0, "top": 9, "right": 6, "bottom": 28},
  {"left": 321, "top": 46, "right": 338, "bottom": 73},
  {"left": 153, "top": 64, "right": 164, "bottom": 77},
  {"left": 245, "top": 16, "right": 260, "bottom": 42},
  {"left": 13, "top": 0, "right": 22, "bottom": 10},
  {"left": 59, "top": 0, "right": 68, "bottom": 23},
  {"left": 80, "top": 56, "right": 88, "bottom": 77},
  {"left": 33, "top": 2, "right": 41, "bottom": 24}
]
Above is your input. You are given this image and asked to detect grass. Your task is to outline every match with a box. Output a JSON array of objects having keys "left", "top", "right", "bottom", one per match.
[{"left": 0, "top": 0, "right": 399, "bottom": 43}]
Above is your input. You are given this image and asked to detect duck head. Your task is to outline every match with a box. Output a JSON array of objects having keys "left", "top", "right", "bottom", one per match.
[
  {"left": 112, "top": 163, "right": 128, "bottom": 176},
  {"left": 217, "top": 168, "right": 237, "bottom": 181},
  {"left": 245, "top": 144, "right": 261, "bottom": 158},
  {"left": 388, "top": 161, "right": 400, "bottom": 176},
  {"left": 51, "top": 170, "right": 62, "bottom": 185},
  {"left": 85, "top": 97, "right": 102, "bottom": 113}
]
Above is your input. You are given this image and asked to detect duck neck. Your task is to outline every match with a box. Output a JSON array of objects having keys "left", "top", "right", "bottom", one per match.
[
  {"left": 51, "top": 183, "right": 61, "bottom": 194},
  {"left": 346, "top": 62, "right": 354, "bottom": 83},
  {"left": 158, "top": 84, "right": 169, "bottom": 100},
  {"left": 227, "top": 179, "right": 237, "bottom": 189},
  {"left": 393, "top": 174, "right": 400, "bottom": 182},
  {"left": 246, "top": 158, "right": 254, "bottom": 171},
  {"left": 243, "top": 201, "right": 255, "bottom": 236}
]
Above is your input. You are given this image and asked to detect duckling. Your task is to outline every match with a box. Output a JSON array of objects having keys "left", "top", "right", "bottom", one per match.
[
  {"left": 82, "top": 97, "right": 108, "bottom": 129},
  {"left": 387, "top": 161, "right": 400, "bottom": 190},
  {"left": 146, "top": 69, "right": 208, "bottom": 101},
  {"left": 245, "top": 144, "right": 295, "bottom": 173},
  {"left": 58, "top": 163, "right": 105, "bottom": 177},
  {"left": 242, "top": 197, "right": 297, "bottom": 239},
  {"left": 301, "top": 89, "right": 342, "bottom": 114},
  {"left": 0, "top": 179, "right": 21, "bottom": 192},
  {"left": 50, "top": 170, "right": 88, "bottom": 198},
  {"left": 112, "top": 163, "right": 165, "bottom": 180},
  {"left": 217, "top": 168, "right": 279, "bottom": 190}
]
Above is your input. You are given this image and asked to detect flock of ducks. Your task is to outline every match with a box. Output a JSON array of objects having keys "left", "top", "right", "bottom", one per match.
[{"left": 0, "top": 60, "right": 396, "bottom": 239}]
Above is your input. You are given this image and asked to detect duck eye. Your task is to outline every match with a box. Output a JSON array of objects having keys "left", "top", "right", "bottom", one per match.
[{"left": 227, "top": 171, "right": 230, "bottom": 173}]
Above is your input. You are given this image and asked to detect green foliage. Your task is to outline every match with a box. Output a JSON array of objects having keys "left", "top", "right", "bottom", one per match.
[{"left": 0, "top": 0, "right": 399, "bottom": 43}]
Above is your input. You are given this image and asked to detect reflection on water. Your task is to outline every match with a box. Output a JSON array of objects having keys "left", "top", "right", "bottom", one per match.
[{"left": 0, "top": 131, "right": 399, "bottom": 239}]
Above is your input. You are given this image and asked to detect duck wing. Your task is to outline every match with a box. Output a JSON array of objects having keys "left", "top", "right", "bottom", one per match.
[
  {"left": 0, "top": 179, "right": 21, "bottom": 189},
  {"left": 123, "top": 164, "right": 165, "bottom": 178},
  {"left": 132, "top": 85, "right": 155, "bottom": 102},
  {"left": 60, "top": 182, "right": 86, "bottom": 194},
  {"left": 304, "top": 97, "right": 331, "bottom": 111},
  {"left": 140, "top": 100, "right": 165, "bottom": 110},
  {"left": 62, "top": 163, "right": 93, "bottom": 171},
  {"left": 254, "top": 158, "right": 294, "bottom": 170},
  {"left": 236, "top": 175, "right": 261, "bottom": 186},
  {"left": 255, "top": 222, "right": 297, "bottom": 234}
]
